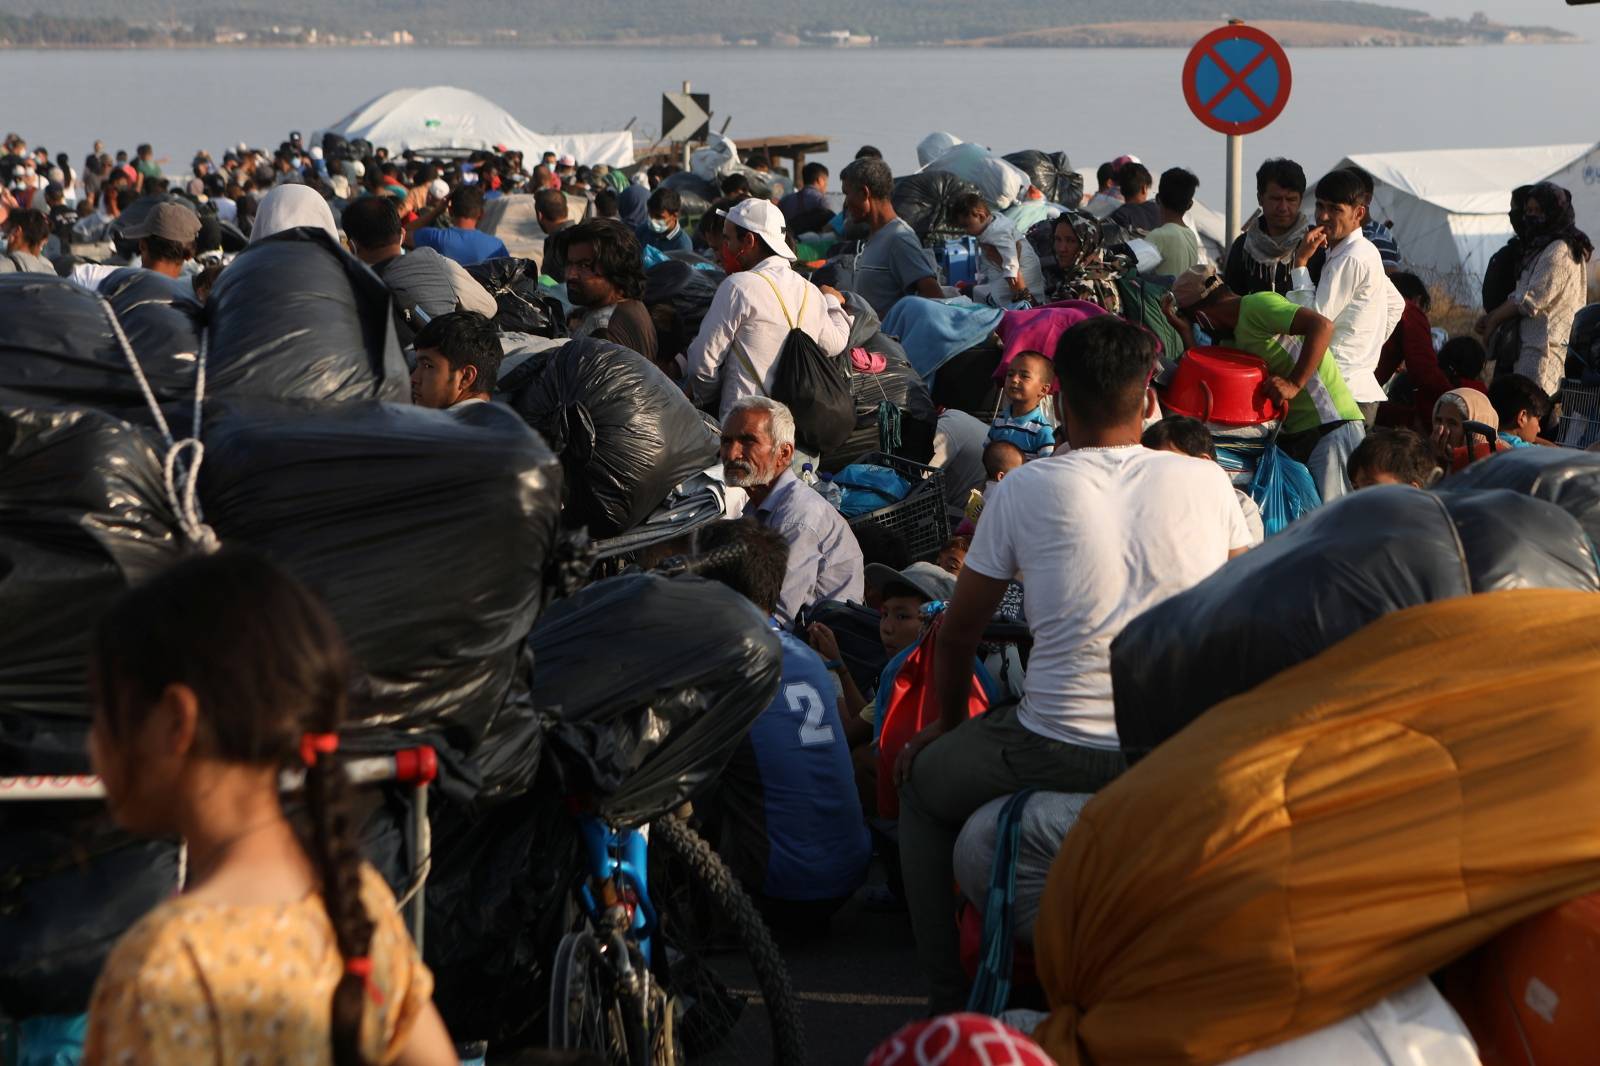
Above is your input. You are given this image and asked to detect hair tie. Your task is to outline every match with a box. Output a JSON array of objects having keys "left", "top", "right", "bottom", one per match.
[
  {"left": 299, "top": 732, "right": 339, "bottom": 767},
  {"left": 344, "top": 956, "right": 385, "bottom": 1005}
]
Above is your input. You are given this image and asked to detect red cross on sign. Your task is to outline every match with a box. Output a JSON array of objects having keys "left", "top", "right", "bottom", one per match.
[{"left": 1183, "top": 24, "right": 1292, "bottom": 137}]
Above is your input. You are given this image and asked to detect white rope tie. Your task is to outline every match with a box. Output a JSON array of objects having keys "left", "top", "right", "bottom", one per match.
[{"left": 98, "top": 296, "right": 219, "bottom": 553}]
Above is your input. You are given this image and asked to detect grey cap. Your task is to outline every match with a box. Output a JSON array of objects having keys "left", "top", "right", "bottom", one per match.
[
  {"left": 865, "top": 560, "right": 957, "bottom": 604},
  {"left": 121, "top": 202, "right": 201, "bottom": 244}
]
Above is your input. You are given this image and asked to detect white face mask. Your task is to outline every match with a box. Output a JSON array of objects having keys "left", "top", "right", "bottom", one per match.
[{"left": 648, "top": 216, "right": 672, "bottom": 234}]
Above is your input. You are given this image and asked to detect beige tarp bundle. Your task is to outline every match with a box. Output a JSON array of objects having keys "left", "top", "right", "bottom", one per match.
[{"left": 1033, "top": 589, "right": 1600, "bottom": 1065}]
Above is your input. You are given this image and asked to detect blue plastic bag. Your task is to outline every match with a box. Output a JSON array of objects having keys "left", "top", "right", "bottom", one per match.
[
  {"left": 641, "top": 244, "right": 669, "bottom": 270},
  {"left": 1249, "top": 442, "right": 1321, "bottom": 536},
  {"left": 17, "top": 1015, "right": 85, "bottom": 1066},
  {"left": 832, "top": 463, "right": 912, "bottom": 518}
]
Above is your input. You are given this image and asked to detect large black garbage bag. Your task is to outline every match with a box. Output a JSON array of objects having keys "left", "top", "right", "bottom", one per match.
[
  {"left": 660, "top": 170, "right": 719, "bottom": 217},
  {"left": 1111, "top": 485, "right": 1600, "bottom": 764},
  {"left": 531, "top": 574, "right": 782, "bottom": 828},
  {"left": 463, "top": 256, "right": 567, "bottom": 338},
  {"left": 0, "top": 405, "right": 181, "bottom": 772},
  {"left": 0, "top": 274, "right": 196, "bottom": 416},
  {"left": 425, "top": 773, "right": 578, "bottom": 1046},
  {"left": 893, "top": 171, "right": 981, "bottom": 243},
  {"left": 1003, "top": 149, "right": 1083, "bottom": 208},
  {"left": 1439, "top": 447, "right": 1600, "bottom": 543},
  {"left": 0, "top": 810, "right": 179, "bottom": 1017},
  {"left": 197, "top": 400, "right": 561, "bottom": 796},
  {"left": 205, "top": 227, "right": 409, "bottom": 405},
  {"left": 643, "top": 258, "right": 724, "bottom": 345},
  {"left": 834, "top": 293, "right": 937, "bottom": 464},
  {"left": 502, "top": 336, "right": 717, "bottom": 538}
]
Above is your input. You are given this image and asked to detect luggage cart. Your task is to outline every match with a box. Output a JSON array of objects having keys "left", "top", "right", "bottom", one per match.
[
  {"left": 1556, "top": 381, "right": 1600, "bottom": 449},
  {"left": 0, "top": 747, "right": 438, "bottom": 1061}
]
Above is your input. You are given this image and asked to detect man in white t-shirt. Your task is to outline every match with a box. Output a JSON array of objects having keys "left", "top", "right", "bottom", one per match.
[{"left": 896, "top": 315, "right": 1251, "bottom": 1012}]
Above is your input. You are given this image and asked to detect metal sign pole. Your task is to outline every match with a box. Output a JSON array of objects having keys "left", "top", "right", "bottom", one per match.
[
  {"left": 1226, "top": 132, "right": 1243, "bottom": 245},
  {"left": 681, "top": 80, "right": 693, "bottom": 170}
]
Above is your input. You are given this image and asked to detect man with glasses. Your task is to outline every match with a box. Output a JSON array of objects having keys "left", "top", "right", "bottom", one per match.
[
  {"left": 1163, "top": 264, "right": 1364, "bottom": 501},
  {"left": 563, "top": 219, "right": 658, "bottom": 363}
]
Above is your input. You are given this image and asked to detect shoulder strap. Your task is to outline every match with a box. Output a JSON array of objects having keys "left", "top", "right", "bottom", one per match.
[{"left": 754, "top": 268, "right": 808, "bottom": 328}]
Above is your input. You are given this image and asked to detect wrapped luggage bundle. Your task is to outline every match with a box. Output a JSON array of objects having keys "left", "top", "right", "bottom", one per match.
[
  {"left": 0, "top": 274, "right": 196, "bottom": 417},
  {"left": 464, "top": 256, "right": 567, "bottom": 338},
  {"left": 1003, "top": 149, "right": 1083, "bottom": 209},
  {"left": 892, "top": 171, "right": 982, "bottom": 244},
  {"left": 643, "top": 258, "right": 724, "bottom": 354},
  {"left": 659, "top": 170, "right": 719, "bottom": 217},
  {"left": 1438, "top": 446, "right": 1600, "bottom": 543},
  {"left": 1034, "top": 591, "right": 1600, "bottom": 1066},
  {"left": 530, "top": 573, "right": 782, "bottom": 827},
  {"left": 1111, "top": 485, "right": 1600, "bottom": 763},
  {"left": 205, "top": 228, "right": 410, "bottom": 405},
  {"left": 503, "top": 335, "right": 718, "bottom": 538},
  {"left": 921, "top": 143, "right": 1031, "bottom": 211},
  {"left": 0, "top": 406, "right": 180, "bottom": 771},
  {"left": 197, "top": 399, "right": 562, "bottom": 796}
]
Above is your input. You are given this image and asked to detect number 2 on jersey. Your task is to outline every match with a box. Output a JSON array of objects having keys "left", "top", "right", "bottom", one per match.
[{"left": 785, "top": 682, "right": 835, "bottom": 747}]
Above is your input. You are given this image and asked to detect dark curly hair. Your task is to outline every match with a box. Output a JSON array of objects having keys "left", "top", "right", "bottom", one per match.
[{"left": 561, "top": 219, "right": 646, "bottom": 301}]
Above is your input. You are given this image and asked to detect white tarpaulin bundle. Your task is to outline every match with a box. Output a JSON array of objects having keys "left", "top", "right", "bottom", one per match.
[
  {"left": 1339, "top": 142, "right": 1600, "bottom": 302},
  {"left": 319, "top": 86, "right": 634, "bottom": 168}
]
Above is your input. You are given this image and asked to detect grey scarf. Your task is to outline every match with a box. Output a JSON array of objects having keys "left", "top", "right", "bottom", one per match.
[{"left": 1242, "top": 210, "right": 1312, "bottom": 265}]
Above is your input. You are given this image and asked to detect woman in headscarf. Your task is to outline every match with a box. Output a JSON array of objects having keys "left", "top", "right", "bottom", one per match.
[
  {"left": 1477, "top": 182, "right": 1592, "bottom": 394},
  {"left": 1431, "top": 386, "right": 1510, "bottom": 472},
  {"left": 1028, "top": 209, "right": 1121, "bottom": 312},
  {"left": 248, "top": 182, "right": 340, "bottom": 245}
]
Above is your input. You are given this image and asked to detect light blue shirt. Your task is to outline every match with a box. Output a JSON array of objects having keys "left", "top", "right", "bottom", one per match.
[{"left": 754, "top": 468, "right": 865, "bottom": 624}]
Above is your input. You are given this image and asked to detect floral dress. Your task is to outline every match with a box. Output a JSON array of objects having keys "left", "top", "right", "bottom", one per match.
[{"left": 84, "top": 865, "right": 432, "bottom": 1066}]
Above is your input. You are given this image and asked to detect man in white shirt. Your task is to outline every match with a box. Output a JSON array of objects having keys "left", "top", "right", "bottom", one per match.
[
  {"left": 685, "top": 198, "right": 852, "bottom": 422},
  {"left": 1287, "top": 168, "right": 1404, "bottom": 423},
  {"left": 896, "top": 315, "right": 1251, "bottom": 1012}
]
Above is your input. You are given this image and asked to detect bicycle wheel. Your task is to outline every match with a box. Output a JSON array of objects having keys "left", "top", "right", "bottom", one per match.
[
  {"left": 650, "top": 814, "right": 806, "bottom": 1066},
  {"left": 548, "top": 930, "right": 635, "bottom": 1063}
]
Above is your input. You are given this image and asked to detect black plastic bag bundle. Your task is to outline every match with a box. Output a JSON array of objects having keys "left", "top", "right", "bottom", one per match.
[
  {"left": 833, "top": 294, "right": 937, "bottom": 464},
  {"left": 643, "top": 258, "right": 724, "bottom": 344},
  {"left": 892, "top": 171, "right": 982, "bottom": 244},
  {"left": 1003, "top": 149, "right": 1083, "bottom": 207},
  {"left": 0, "top": 811, "right": 179, "bottom": 1017},
  {"left": 0, "top": 274, "right": 196, "bottom": 417},
  {"left": 1439, "top": 447, "right": 1600, "bottom": 542},
  {"left": 463, "top": 256, "right": 567, "bottom": 338},
  {"left": 197, "top": 400, "right": 562, "bottom": 794},
  {"left": 531, "top": 573, "right": 783, "bottom": 827},
  {"left": 660, "top": 170, "right": 719, "bottom": 217},
  {"left": 424, "top": 775, "right": 578, "bottom": 1045},
  {"left": 0, "top": 405, "right": 181, "bottom": 772},
  {"left": 205, "top": 228, "right": 409, "bottom": 406},
  {"left": 503, "top": 336, "right": 717, "bottom": 538},
  {"left": 1111, "top": 486, "right": 1600, "bottom": 764}
]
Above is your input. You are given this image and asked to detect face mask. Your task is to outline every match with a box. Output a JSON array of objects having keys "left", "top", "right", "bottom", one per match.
[
  {"left": 719, "top": 245, "right": 743, "bottom": 275},
  {"left": 648, "top": 217, "right": 672, "bottom": 234}
]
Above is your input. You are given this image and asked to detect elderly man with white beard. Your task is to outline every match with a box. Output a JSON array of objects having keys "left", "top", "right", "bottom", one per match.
[{"left": 718, "top": 396, "right": 865, "bottom": 624}]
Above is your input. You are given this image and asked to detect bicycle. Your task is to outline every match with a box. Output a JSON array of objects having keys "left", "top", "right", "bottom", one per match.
[{"left": 542, "top": 540, "right": 808, "bottom": 1066}]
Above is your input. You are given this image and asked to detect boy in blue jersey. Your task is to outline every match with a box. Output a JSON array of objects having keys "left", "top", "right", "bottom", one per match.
[{"left": 692, "top": 519, "right": 871, "bottom": 942}]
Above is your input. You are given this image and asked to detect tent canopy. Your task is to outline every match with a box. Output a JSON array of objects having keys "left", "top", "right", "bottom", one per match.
[
  {"left": 318, "top": 86, "right": 633, "bottom": 168},
  {"left": 1339, "top": 142, "right": 1598, "bottom": 301}
]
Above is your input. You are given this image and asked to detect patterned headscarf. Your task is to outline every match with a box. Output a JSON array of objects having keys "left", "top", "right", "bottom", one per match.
[
  {"left": 1519, "top": 182, "right": 1593, "bottom": 270},
  {"left": 865, "top": 1013, "right": 1056, "bottom": 1066}
]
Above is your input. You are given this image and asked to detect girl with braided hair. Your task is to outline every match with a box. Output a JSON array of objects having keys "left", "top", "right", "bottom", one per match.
[{"left": 82, "top": 550, "right": 453, "bottom": 1065}]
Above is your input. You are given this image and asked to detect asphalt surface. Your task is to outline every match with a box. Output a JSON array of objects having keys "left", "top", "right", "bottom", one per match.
[{"left": 695, "top": 861, "right": 925, "bottom": 1066}]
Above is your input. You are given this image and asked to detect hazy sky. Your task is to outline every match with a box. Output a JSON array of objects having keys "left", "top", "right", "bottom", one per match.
[{"left": 1413, "top": 0, "right": 1592, "bottom": 33}]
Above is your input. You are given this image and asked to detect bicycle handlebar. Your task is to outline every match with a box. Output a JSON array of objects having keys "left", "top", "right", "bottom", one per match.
[{"left": 0, "top": 746, "right": 438, "bottom": 802}]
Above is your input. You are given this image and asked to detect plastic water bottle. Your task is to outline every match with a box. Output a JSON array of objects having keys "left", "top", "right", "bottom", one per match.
[
  {"left": 799, "top": 462, "right": 819, "bottom": 487},
  {"left": 818, "top": 473, "right": 845, "bottom": 510}
]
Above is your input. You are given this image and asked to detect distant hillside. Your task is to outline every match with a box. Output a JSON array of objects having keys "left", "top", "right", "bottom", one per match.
[{"left": 0, "top": 0, "right": 1577, "bottom": 46}]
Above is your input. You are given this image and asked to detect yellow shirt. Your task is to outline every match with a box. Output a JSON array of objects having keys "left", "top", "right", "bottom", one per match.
[{"left": 84, "top": 865, "right": 433, "bottom": 1066}]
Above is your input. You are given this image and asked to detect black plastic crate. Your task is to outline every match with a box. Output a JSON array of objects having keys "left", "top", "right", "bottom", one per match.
[{"left": 845, "top": 452, "right": 949, "bottom": 561}]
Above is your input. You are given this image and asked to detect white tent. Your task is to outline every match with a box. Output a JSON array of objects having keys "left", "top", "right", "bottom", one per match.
[
  {"left": 1338, "top": 143, "right": 1600, "bottom": 302},
  {"left": 318, "top": 86, "right": 634, "bottom": 168}
]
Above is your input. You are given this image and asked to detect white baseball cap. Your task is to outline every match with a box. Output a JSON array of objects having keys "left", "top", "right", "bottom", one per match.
[
  {"left": 429, "top": 177, "right": 450, "bottom": 198},
  {"left": 717, "top": 198, "right": 795, "bottom": 261}
]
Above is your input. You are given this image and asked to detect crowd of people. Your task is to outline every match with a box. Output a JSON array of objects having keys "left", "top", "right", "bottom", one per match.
[{"left": 2, "top": 120, "right": 1597, "bottom": 1066}]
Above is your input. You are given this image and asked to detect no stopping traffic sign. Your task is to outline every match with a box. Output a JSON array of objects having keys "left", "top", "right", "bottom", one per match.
[{"left": 1183, "top": 24, "right": 1292, "bottom": 136}]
